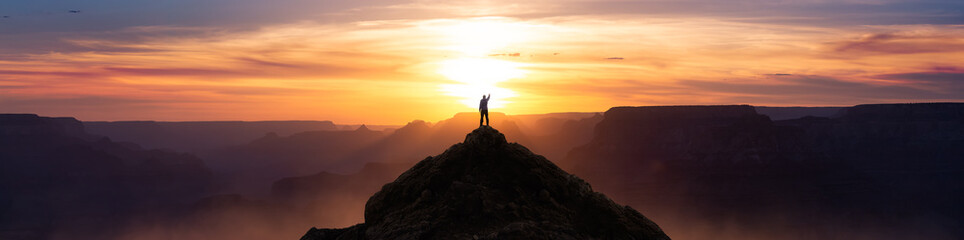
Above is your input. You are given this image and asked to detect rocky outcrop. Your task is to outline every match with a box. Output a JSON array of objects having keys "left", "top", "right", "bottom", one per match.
[{"left": 301, "top": 126, "right": 669, "bottom": 240}]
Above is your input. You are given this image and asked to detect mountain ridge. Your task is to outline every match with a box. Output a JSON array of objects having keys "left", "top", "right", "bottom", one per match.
[{"left": 301, "top": 126, "right": 669, "bottom": 240}]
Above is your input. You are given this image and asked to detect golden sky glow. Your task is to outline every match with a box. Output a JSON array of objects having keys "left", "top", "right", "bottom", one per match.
[
  {"left": 1, "top": 1, "right": 963, "bottom": 124},
  {"left": 437, "top": 58, "right": 525, "bottom": 108}
]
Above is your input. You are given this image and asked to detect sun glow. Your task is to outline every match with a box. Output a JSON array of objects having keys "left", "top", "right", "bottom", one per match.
[
  {"left": 437, "top": 58, "right": 524, "bottom": 108},
  {"left": 430, "top": 18, "right": 534, "bottom": 109},
  {"left": 428, "top": 18, "right": 533, "bottom": 56}
]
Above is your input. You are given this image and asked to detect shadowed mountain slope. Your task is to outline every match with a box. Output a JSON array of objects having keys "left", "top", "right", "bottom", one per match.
[
  {"left": 565, "top": 103, "right": 964, "bottom": 239},
  {"left": 83, "top": 121, "right": 340, "bottom": 152},
  {"left": 301, "top": 126, "right": 669, "bottom": 240},
  {"left": 0, "top": 114, "right": 214, "bottom": 240}
]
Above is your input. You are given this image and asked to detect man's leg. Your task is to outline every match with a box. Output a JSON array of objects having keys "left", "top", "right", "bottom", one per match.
[
  {"left": 480, "top": 110, "right": 484, "bottom": 126},
  {"left": 484, "top": 110, "right": 489, "bottom": 126}
]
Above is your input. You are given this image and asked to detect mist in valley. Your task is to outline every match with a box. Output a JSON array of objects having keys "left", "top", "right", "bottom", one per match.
[{"left": 2, "top": 104, "right": 962, "bottom": 239}]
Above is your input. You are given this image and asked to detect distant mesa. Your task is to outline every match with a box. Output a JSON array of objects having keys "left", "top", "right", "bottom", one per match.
[
  {"left": 841, "top": 102, "right": 964, "bottom": 122},
  {"left": 565, "top": 103, "right": 964, "bottom": 238},
  {"left": 301, "top": 126, "right": 669, "bottom": 240},
  {"left": 0, "top": 113, "right": 86, "bottom": 137},
  {"left": 605, "top": 57, "right": 624, "bottom": 60}
]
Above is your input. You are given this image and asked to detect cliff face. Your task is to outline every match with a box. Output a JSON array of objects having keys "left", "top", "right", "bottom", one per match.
[
  {"left": 569, "top": 105, "right": 817, "bottom": 172},
  {"left": 589, "top": 105, "right": 780, "bottom": 153},
  {"left": 564, "top": 103, "right": 964, "bottom": 239},
  {"left": 783, "top": 103, "right": 964, "bottom": 166},
  {"left": 301, "top": 126, "right": 670, "bottom": 240},
  {"left": 840, "top": 103, "right": 964, "bottom": 122},
  {"left": 781, "top": 104, "right": 964, "bottom": 227},
  {"left": 0, "top": 114, "right": 86, "bottom": 137}
]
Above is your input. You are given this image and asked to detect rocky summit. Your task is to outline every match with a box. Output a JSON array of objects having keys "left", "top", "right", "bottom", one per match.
[{"left": 300, "top": 126, "right": 669, "bottom": 240}]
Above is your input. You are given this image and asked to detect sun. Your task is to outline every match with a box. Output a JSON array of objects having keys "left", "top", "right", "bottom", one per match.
[
  {"left": 427, "top": 18, "right": 534, "bottom": 109},
  {"left": 437, "top": 58, "right": 524, "bottom": 108}
]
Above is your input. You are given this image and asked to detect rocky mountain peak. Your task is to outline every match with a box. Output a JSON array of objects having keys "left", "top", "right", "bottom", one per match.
[
  {"left": 461, "top": 125, "right": 508, "bottom": 147},
  {"left": 355, "top": 124, "right": 371, "bottom": 132},
  {"left": 300, "top": 126, "right": 669, "bottom": 240}
]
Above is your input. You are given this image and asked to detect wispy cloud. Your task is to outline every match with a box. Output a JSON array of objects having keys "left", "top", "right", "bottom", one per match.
[
  {"left": 874, "top": 71, "right": 964, "bottom": 93},
  {"left": 1, "top": 0, "right": 963, "bottom": 122},
  {"left": 679, "top": 74, "right": 943, "bottom": 100},
  {"left": 830, "top": 31, "right": 964, "bottom": 54}
]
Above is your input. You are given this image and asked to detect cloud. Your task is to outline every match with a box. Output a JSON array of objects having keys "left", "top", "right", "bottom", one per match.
[
  {"left": 235, "top": 57, "right": 302, "bottom": 68},
  {"left": 488, "top": 53, "right": 521, "bottom": 57},
  {"left": 514, "top": 0, "right": 964, "bottom": 27},
  {"left": 874, "top": 71, "right": 964, "bottom": 92},
  {"left": 931, "top": 66, "right": 959, "bottom": 72},
  {"left": 0, "top": 95, "right": 178, "bottom": 119},
  {"left": 2, "top": 2, "right": 964, "bottom": 122},
  {"left": 0, "top": 70, "right": 103, "bottom": 78},
  {"left": 0, "top": 20, "right": 466, "bottom": 122},
  {"left": 829, "top": 32, "right": 964, "bottom": 54},
  {"left": 0, "top": 95, "right": 180, "bottom": 106},
  {"left": 0, "top": 0, "right": 410, "bottom": 34},
  {"left": 103, "top": 67, "right": 246, "bottom": 77},
  {"left": 498, "top": 73, "right": 958, "bottom": 111},
  {"left": 678, "top": 74, "right": 956, "bottom": 101}
]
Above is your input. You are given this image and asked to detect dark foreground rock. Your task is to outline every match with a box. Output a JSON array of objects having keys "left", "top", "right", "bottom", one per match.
[{"left": 300, "top": 126, "right": 669, "bottom": 240}]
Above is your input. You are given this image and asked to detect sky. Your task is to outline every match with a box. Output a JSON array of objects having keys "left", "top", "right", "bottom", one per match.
[{"left": 1, "top": 0, "right": 962, "bottom": 124}]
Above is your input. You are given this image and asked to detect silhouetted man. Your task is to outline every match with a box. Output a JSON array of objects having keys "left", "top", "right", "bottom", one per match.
[{"left": 479, "top": 94, "right": 490, "bottom": 126}]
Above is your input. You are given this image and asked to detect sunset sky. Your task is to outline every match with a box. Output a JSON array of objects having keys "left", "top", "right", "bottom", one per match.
[{"left": 1, "top": 0, "right": 962, "bottom": 124}]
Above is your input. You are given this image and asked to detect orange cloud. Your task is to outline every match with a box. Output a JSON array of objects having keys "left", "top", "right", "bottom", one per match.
[{"left": 1, "top": 16, "right": 962, "bottom": 124}]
